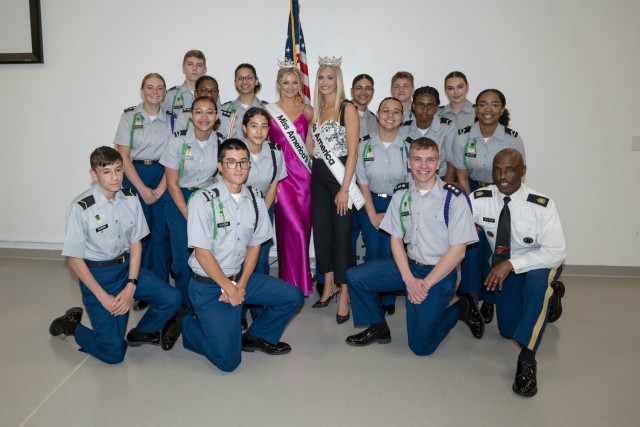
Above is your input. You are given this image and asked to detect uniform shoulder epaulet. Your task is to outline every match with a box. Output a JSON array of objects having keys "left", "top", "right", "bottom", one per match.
[
  {"left": 123, "top": 106, "right": 135, "bottom": 113},
  {"left": 440, "top": 117, "right": 452, "bottom": 125},
  {"left": 121, "top": 187, "right": 137, "bottom": 197},
  {"left": 77, "top": 195, "right": 95, "bottom": 210},
  {"left": 527, "top": 193, "right": 549, "bottom": 207},
  {"left": 394, "top": 182, "right": 410, "bottom": 193},
  {"left": 200, "top": 188, "right": 220, "bottom": 202},
  {"left": 166, "top": 110, "right": 177, "bottom": 119},
  {"left": 400, "top": 119, "right": 413, "bottom": 127},
  {"left": 359, "top": 134, "right": 371, "bottom": 143},
  {"left": 220, "top": 109, "right": 232, "bottom": 118},
  {"left": 458, "top": 126, "right": 472, "bottom": 136},
  {"left": 260, "top": 100, "right": 269, "bottom": 106},
  {"left": 504, "top": 127, "right": 519, "bottom": 137},
  {"left": 268, "top": 141, "right": 281, "bottom": 151},
  {"left": 443, "top": 183, "right": 464, "bottom": 197},
  {"left": 473, "top": 189, "right": 492, "bottom": 199},
  {"left": 167, "top": 85, "right": 178, "bottom": 92},
  {"left": 404, "top": 136, "right": 413, "bottom": 145},
  {"left": 248, "top": 186, "right": 264, "bottom": 199},
  {"left": 173, "top": 129, "right": 188, "bottom": 137},
  {"left": 437, "top": 105, "right": 444, "bottom": 111},
  {"left": 216, "top": 132, "right": 226, "bottom": 142}
]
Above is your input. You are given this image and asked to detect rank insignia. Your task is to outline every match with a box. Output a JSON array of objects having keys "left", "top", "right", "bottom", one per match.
[
  {"left": 185, "top": 147, "right": 192, "bottom": 157},
  {"left": 523, "top": 237, "right": 534, "bottom": 244},
  {"left": 95, "top": 214, "right": 101, "bottom": 223}
]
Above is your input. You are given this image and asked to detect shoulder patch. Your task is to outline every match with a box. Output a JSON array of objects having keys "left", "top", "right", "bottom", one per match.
[
  {"left": 268, "top": 142, "right": 281, "bottom": 151},
  {"left": 77, "top": 195, "right": 95, "bottom": 210},
  {"left": 394, "top": 182, "right": 410, "bottom": 193},
  {"left": 360, "top": 134, "right": 371, "bottom": 143},
  {"left": 473, "top": 189, "right": 493, "bottom": 199},
  {"left": 121, "top": 187, "right": 137, "bottom": 197},
  {"left": 440, "top": 117, "right": 452, "bottom": 125},
  {"left": 173, "top": 129, "right": 188, "bottom": 137},
  {"left": 458, "top": 126, "right": 472, "bottom": 136},
  {"left": 443, "top": 183, "right": 463, "bottom": 197},
  {"left": 123, "top": 106, "right": 135, "bottom": 113},
  {"left": 504, "top": 127, "right": 519, "bottom": 137},
  {"left": 527, "top": 193, "right": 549, "bottom": 207}
]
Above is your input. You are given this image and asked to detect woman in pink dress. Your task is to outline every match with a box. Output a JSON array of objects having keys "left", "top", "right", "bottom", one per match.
[{"left": 265, "top": 65, "right": 314, "bottom": 296}]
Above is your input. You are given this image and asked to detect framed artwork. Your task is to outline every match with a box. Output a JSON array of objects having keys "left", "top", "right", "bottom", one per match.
[{"left": 0, "top": 0, "right": 43, "bottom": 64}]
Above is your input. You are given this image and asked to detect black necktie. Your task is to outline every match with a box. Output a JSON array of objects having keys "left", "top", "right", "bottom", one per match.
[{"left": 493, "top": 196, "right": 511, "bottom": 266}]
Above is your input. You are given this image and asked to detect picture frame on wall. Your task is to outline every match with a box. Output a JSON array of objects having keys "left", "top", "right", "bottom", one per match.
[{"left": 0, "top": 0, "right": 43, "bottom": 64}]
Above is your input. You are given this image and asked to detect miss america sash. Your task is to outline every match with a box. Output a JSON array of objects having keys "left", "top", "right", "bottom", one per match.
[
  {"left": 311, "top": 122, "right": 365, "bottom": 210},
  {"left": 264, "top": 104, "right": 312, "bottom": 174}
]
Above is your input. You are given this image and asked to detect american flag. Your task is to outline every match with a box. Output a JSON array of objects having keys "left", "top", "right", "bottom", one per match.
[{"left": 284, "top": 0, "right": 311, "bottom": 104}]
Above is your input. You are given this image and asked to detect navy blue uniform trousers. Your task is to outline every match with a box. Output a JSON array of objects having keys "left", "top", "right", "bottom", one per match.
[
  {"left": 347, "top": 257, "right": 461, "bottom": 356},
  {"left": 74, "top": 255, "right": 181, "bottom": 364},
  {"left": 165, "top": 187, "right": 196, "bottom": 306},
  {"left": 181, "top": 273, "right": 303, "bottom": 372}
]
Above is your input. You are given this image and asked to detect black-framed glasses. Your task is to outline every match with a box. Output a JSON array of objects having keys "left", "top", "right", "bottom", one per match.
[
  {"left": 198, "top": 88, "right": 219, "bottom": 96},
  {"left": 413, "top": 102, "right": 438, "bottom": 111},
  {"left": 235, "top": 75, "right": 256, "bottom": 83},
  {"left": 223, "top": 159, "right": 251, "bottom": 170}
]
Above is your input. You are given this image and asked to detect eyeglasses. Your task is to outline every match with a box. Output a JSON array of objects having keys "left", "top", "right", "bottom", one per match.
[
  {"left": 378, "top": 107, "right": 403, "bottom": 117},
  {"left": 236, "top": 75, "right": 256, "bottom": 83},
  {"left": 198, "top": 88, "right": 219, "bottom": 96},
  {"left": 413, "top": 102, "right": 438, "bottom": 111},
  {"left": 353, "top": 85, "right": 374, "bottom": 93},
  {"left": 223, "top": 159, "right": 251, "bottom": 170},
  {"left": 476, "top": 102, "right": 502, "bottom": 110}
]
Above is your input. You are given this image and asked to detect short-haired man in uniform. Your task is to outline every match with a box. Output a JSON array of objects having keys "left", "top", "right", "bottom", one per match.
[
  {"left": 163, "top": 50, "right": 208, "bottom": 131},
  {"left": 471, "top": 148, "right": 566, "bottom": 396},
  {"left": 49, "top": 147, "right": 182, "bottom": 364},
  {"left": 181, "top": 139, "right": 303, "bottom": 372},
  {"left": 345, "top": 138, "right": 485, "bottom": 355}
]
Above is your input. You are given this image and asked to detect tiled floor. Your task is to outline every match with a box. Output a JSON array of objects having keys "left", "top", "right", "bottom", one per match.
[{"left": 1, "top": 257, "right": 639, "bottom": 426}]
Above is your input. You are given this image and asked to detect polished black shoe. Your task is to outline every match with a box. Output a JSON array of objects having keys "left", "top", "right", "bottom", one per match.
[
  {"left": 548, "top": 281, "right": 565, "bottom": 323},
  {"left": 336, "top": 312, "right": 350, "bottom": 324},
  {"left": 346, "top": 326, "right": 391, "bottom": 346},
  {"left": 161, "top": 307, "right": 187, "bottom": 351},
  {"left": 126, "top": 329, "right": 160, "bottom": 347},
  {"left": 513, "top": 359, "right": 538, "bottom": 397},
  {"left": 241, "top": 334, "right": 291, "bottom": 355},
  {"left": 480, "top": 302, "right": 494, "bottom": 324},
  {"left": 49, "top": 307, "right": 83, "bottom": 337},
  {"left": 241, "top": 317, "right": 249, "bottom": 331},
  {"left": 382, "top": 305, "right": 396, "bottom": 316},
  {"left": 459, "top": 293, "right": 485, "bottom": 339},
  {"left": 132, "top": 300, "right": 149, "bottom": 311}
]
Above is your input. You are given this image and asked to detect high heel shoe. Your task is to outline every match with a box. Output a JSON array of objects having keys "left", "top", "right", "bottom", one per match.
[
  {"left": 312, "top": 286, "right": 340, "bottom": 308},
  {"left": 336, "top": 312, "right": 350, "bottom": 324}
]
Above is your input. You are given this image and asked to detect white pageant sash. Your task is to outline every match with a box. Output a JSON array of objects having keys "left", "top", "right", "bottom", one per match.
[
  {"left": 311, "top": 123, "right": 365, "bottom": 210},
  {"left": 264, "top": 104, "right": 312, "bottom": 174}
]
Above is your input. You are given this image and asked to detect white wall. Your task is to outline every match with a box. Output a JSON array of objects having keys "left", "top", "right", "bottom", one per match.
[{"left": 0, "top": 0, "right": 638, "bottom": 266}]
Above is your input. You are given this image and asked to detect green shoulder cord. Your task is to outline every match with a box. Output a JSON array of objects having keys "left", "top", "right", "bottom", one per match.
[
  {"left": 179, "top": 143, "right": 190, "bottom": 179},
  {"left": 361, "top": 139, "right": 373, "bottom": 165},
  {"left": 463, "top": 137, "right": 477, "bottom": 169},
  {"left": 129, "top": 113, "right": 144, "bottom": 149},
  {"left": 399, "top": 190, "right": 412, "bottom": 234},
  {"left": 185, "top": 117, "right": 191, "bottom": 131},
  {"left": 210, "top": 196, "right": 225, "bottom": 241}
]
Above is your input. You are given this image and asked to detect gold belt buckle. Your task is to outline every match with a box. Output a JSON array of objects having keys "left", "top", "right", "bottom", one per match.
[{"left": 142, "top": 159, "right": 154, "bottom": 165}]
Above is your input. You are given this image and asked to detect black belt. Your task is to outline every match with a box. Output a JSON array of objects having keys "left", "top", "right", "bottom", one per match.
[
  {"left": 85, "top": 255, "right": 126, "bottom": 268},
  {"left": 132, "top": 159, "right": 159, "bottom": 165},
  {"left": 409, "top": 258, "right": 432, "bottom": 268},
  {"left": 191, "top": 272, "right": 238, "bottom": 284},
  {"left": 372, "top": 192, "right": 390, "bottom": 198},
  {"left": 181, "top": 187, "right": 200, "bottom": 191}
]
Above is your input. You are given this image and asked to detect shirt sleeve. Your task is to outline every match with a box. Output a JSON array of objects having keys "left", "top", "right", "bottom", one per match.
[
  {"left": 380, "top": 193, "right": 403, "bottom": 238},
  {"left": 159, "top": 137, "right": 181, "bottom": 169},
  {"left": 249, "top": 198, "right": 273, "bottom": 246},
  {"left": 129, "top": 197, "right": 150, "bottom": 244},
  {"left": 61, "top": 204, "right": 87, "bottom": 258},
  {"left": 187, "top": 193, "right": 215, "bottom": 251},
  {"left": 355, "top": 142, "right": 368, "bottom": 185},
  {"left": 450, "top": 134, "right": 467, "bottom": 170},
  {"left": 448, "top": 194, "right": 479, "bottom": 246},
  {"left": 113, "top": 111, "right": 132, "bottom": 147}
]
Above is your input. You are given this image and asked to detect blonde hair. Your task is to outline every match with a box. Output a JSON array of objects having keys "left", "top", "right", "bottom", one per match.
[
  {"left": 313, "top": 65, "right": 346, "bottom": 123},
  {"left": 276, "top": 67, "right": 304, "bottom": 98}
]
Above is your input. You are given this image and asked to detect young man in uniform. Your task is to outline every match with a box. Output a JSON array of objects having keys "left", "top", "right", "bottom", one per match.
[
  {"left": 390, "top": 71, "right": 415, "bottom": 127},
  {"left": 181, "top": 139, "right": 303, "bottom": 372},
  {"left": 471, "top": 148, "right": 566, "bottom": 397},
  {"left": 49, "top": 147, "right": 182, "bottom": 364},
  {"left": 345, "top": 138, "right": 484, "bottom": 355},
  {"left": 163, "top": 50, "right": 208, "bottom": 131}
]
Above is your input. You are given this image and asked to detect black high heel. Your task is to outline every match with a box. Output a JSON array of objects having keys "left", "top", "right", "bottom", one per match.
[
  {"left": 336, "top": 312, "right": 350, "bottom": 324},
  {"left": 312, "top": 286, "right": 340, "bottom": 308}
]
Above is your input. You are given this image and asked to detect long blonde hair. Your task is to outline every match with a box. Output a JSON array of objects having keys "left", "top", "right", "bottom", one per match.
[{"left": 313, "top": 65, "right": 346, "bottom": 123}]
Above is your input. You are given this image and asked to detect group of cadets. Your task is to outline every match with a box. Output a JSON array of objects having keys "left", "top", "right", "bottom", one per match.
[{"left": 50, "top": 50, "right": 566, "bottom": 397}]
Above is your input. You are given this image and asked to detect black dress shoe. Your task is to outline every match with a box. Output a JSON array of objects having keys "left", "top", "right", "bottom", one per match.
[
  {"left": 241, "top": 317, "right": 249, "bottom": 331},
  {"left": 513, "top": 359, "right": 537, "bottom": 397},
  {"left": 480, "top": 302, "right": 494, "bottom": 324},
  {"left": 161, "top": 306, "right": 187, "bottom": 351},
  {"left": 548, "top": 281, "right": 565, "bottom": 323},
  {"left": 241, "top": 334, "right": 291, "bottom": 355},
  {"left": 132, "top": 300, "right": 149, "bottom": 311},
  {"left": 126, "top": 329, "right": 160, "bottom": 347},
  {"left": 459, "top": 293, "right": 485, "bottom": 339},
  {"left": 382, "top": 305, "right": 396, "bottom": 316},
  {"left": 49, "top": 307, "right": 83, "bottom": 337},
  {"left": 346, "top": 326, "right": 391, "bottom": 346}
]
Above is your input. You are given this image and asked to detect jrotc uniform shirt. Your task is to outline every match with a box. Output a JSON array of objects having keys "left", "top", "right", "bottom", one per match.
[
  {"left": 401, "top": 117, "right": 456, "bottom": 177},
  {"left": 218, "top": 97, "right": 267, "bottom": 140},
  {"left": 173, "top": 98, "right": 223, "bottom": 133},
  {"left": 400, "top": 109, "right": 414, "bottom": 129},
  {"left": 380, "top": 179, "right": 478, "bottom": 265},
  {"left": 355, "top": 133, "right": 411, "bottom": 195},
  {"left": 62, "top": 185, "right": 149, "bottom": 261},
  {"left": 162, "top": 82, "right": 195, "bottom": 128},
  {"left": 471, "top": 184, "right": 566, "bottom": 274},
  {"left": 113, "top": 103, "right": 172, "bottom": 161},
  {"left": 451, "top": 122, "right": 525, "bottom": 183},
  {"left": 187, "top": 181, "right": 271, "bottom": 277},
  {"left": 245, "top": 143, "right": 288, "bottom": 195},
  {"left": 356, "top": 107, "right": 378, "bottom": 138},
  {"left": 438, "top": 99, "right": 475, "bottom": 130},
  {"left": 160, "top": 127, "right": 223, "bottom": 189}
]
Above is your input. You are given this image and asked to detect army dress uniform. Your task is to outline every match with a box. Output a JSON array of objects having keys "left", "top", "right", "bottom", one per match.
[
  {"left": 471, "top": 184, "right": 565, "bottom": 349},
  {"left": 62, "top": 185, "right": 181, "bottom": 364},
  {"left": 181, "top": 180, "right": 303, "bottom": 372},
  {"left": 346, "top": 179, "right": 478, "bottom": 355},
  {"left": 159, "top": 127, "right": 224, "bottom": 304},
  {"left": 401, "top": 116, "right": 457, "bottom": 179},
  {"left": 438, "top": 99, "right": 475, "bottom": 130},
  {"left": 114, "top": 102, "right": 173, "bottom": 281},
  {"left": 218, "top": 97, "right": 267, "bottom": 140}
]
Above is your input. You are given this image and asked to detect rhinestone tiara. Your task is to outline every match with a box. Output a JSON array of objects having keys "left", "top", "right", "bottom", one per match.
[
  {"left": 318, "top": 56, "right": 342, "bottom": 67},
  {"left": 277, "top": 59, "right": 296, "bottom": 69}
]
